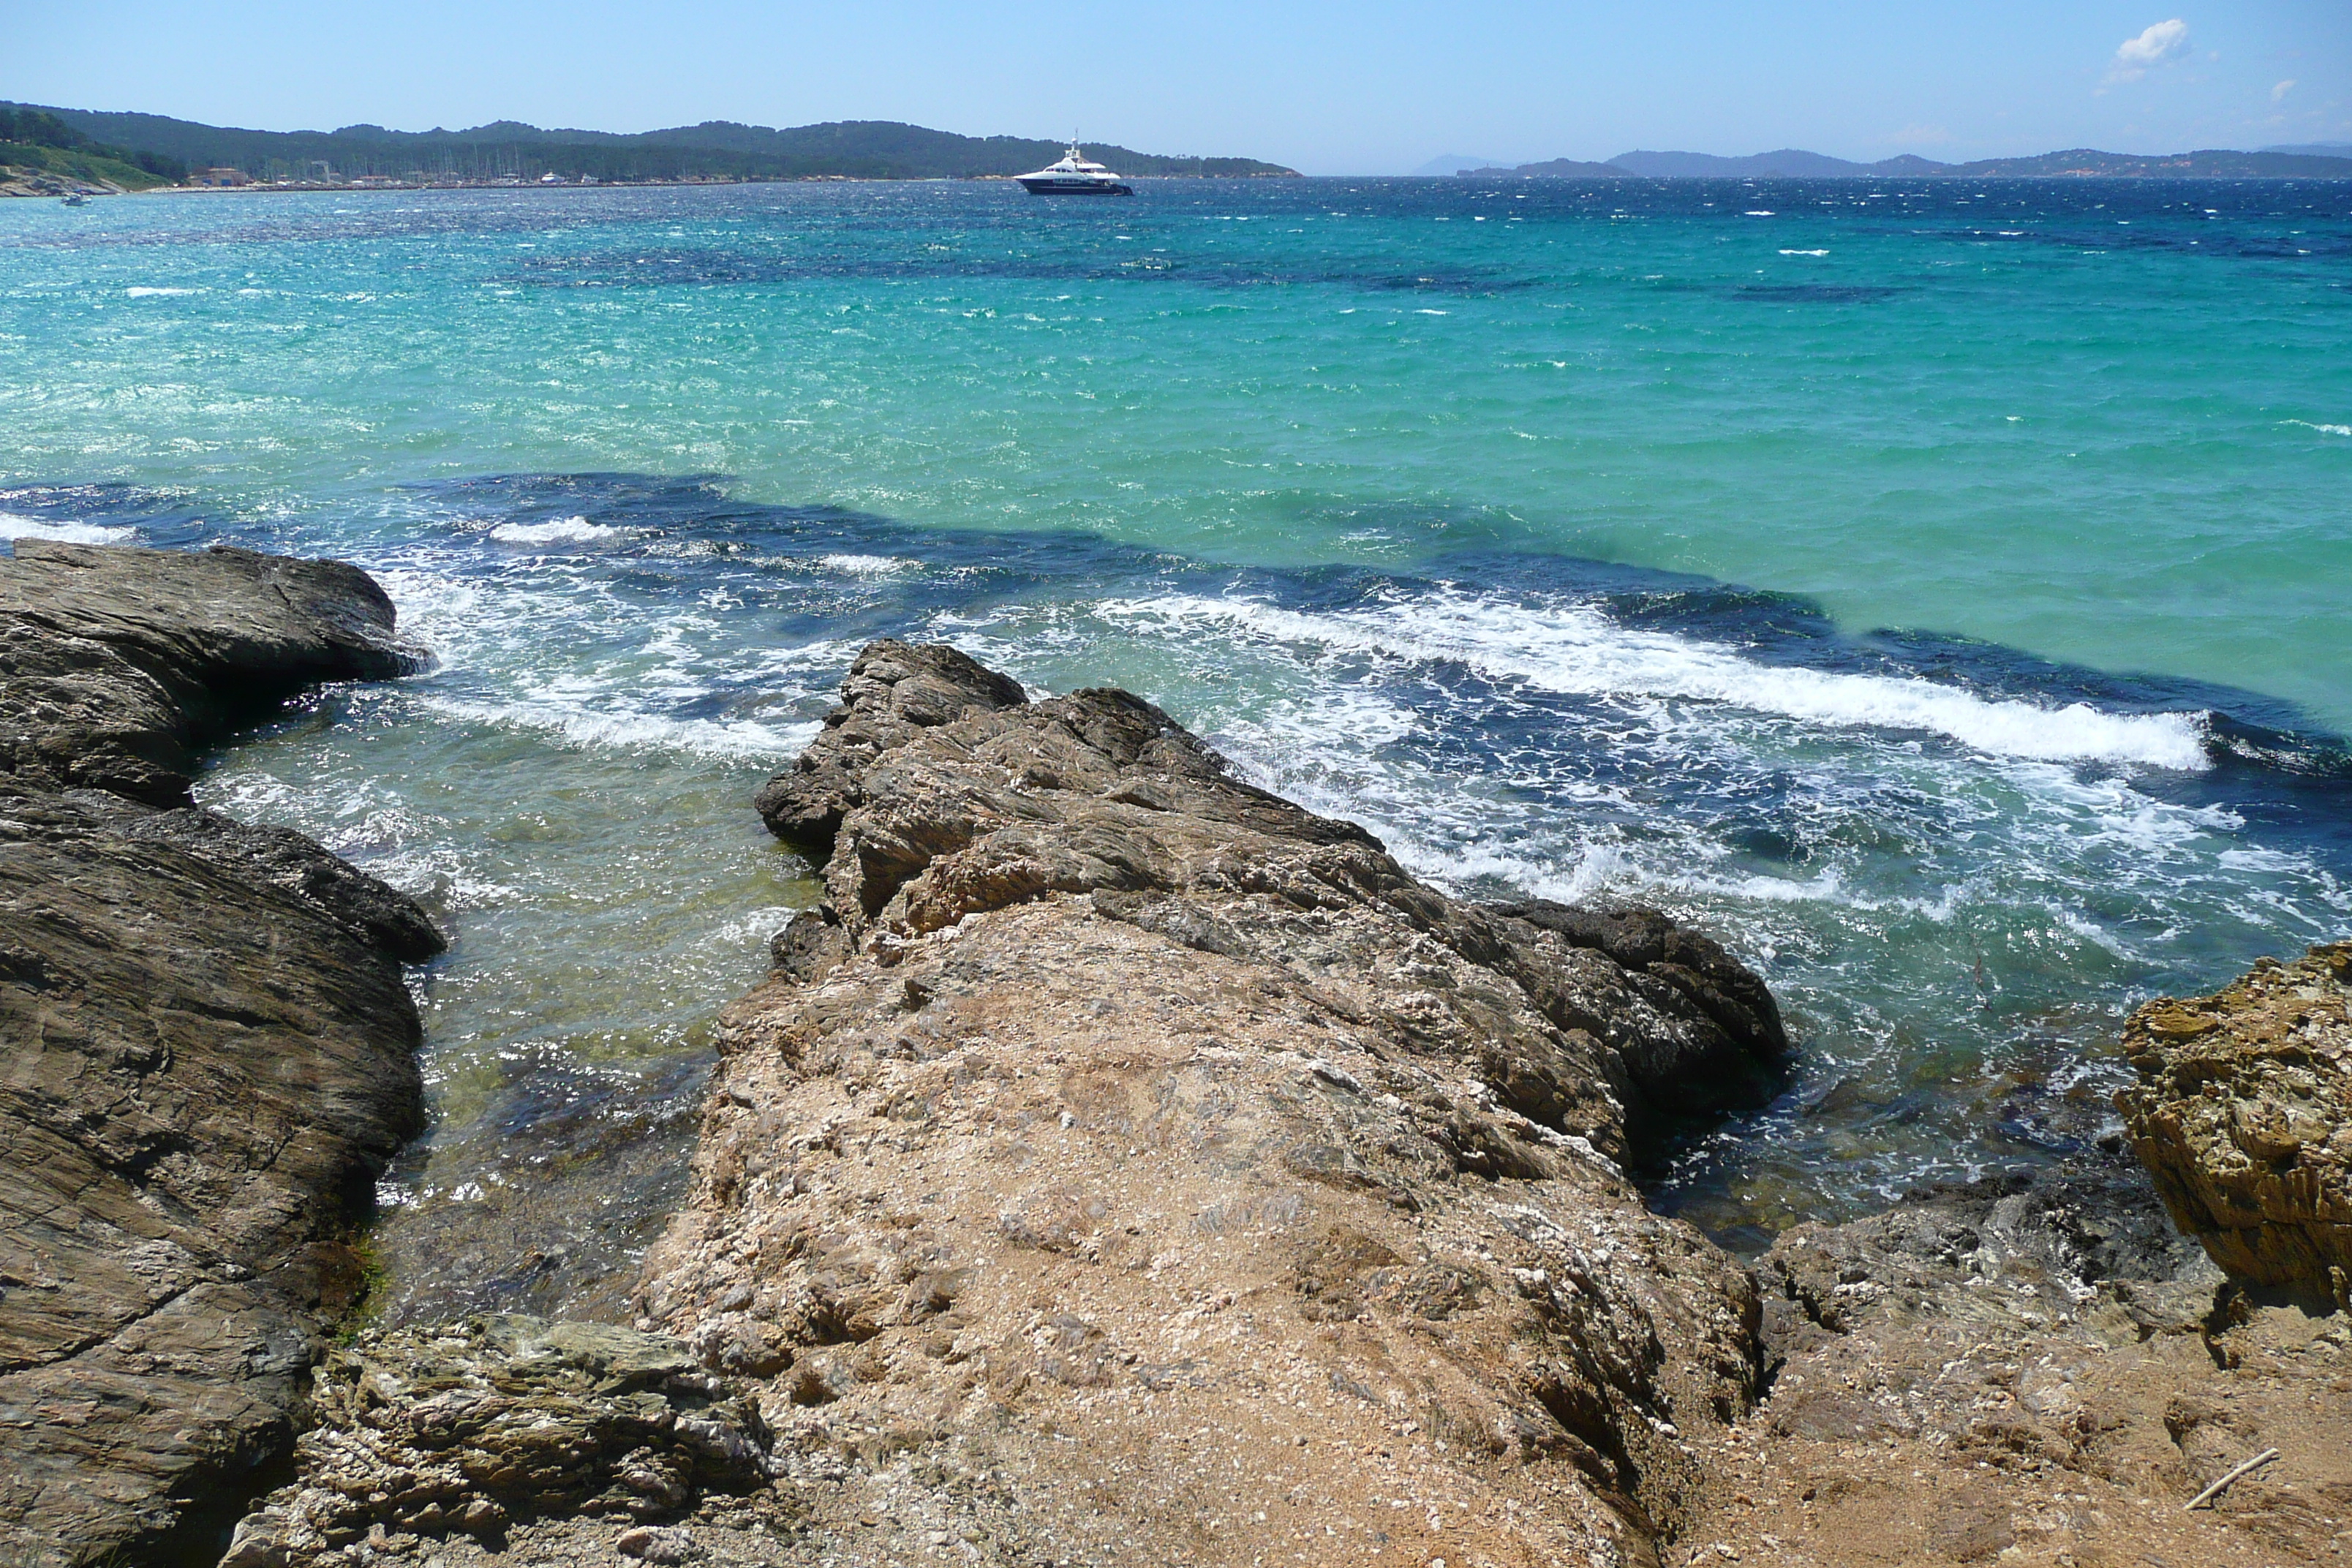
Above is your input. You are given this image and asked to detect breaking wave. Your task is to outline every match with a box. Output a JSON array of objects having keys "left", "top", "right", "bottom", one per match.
[
  {"left": 487, "top": 517, "right": 625, "bottom": 546},
  {"left": 0, "top": 511, "right": 136, "bottom": 545},
  {"left": 1096, "top": 590, "right": 2213, "bottom": 771}
]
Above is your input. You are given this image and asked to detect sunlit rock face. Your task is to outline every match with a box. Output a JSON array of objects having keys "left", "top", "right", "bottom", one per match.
[
  {"left": 2119, "top": 941, "right": 2352, "bottom": 1299},
  {"left": 627, "top": 639, "right": 1787, "bottom": 1567}
]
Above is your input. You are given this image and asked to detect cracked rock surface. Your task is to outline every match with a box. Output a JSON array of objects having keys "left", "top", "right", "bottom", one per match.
[
  {"left": 2119, "top": 942, "right": 2352, "bottom": 1300},
  {"left": 616, "top": 640, "right": 1790, "bottom": 1567},
  {"left": 0, "top": 540, "right": 437, "bottom": 1565}
]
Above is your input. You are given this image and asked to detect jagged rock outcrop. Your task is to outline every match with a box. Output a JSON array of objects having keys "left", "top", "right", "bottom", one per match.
[
  {"left": 0, "top": 538, "right": 410, "bottom": 807},
  {"left": 753, "top": 640, "right": 1028, "bottom": 851},
  {"left": 2117, "top": 941, "right": 2352, "bottom": 1301},
  {"left": 1676, "top": 1158, "right": 2352, "bottom": 1566},
  {"left": 0, "top": 540, "right": 439, "bottom": 1565},
  {"left": 601, "top": 641, "right": 1791, "bottom": 1566},
  {"left": 218, "top": 1316, "right": 773, "bottom": 1565},
  {"left": 758, "top": 639, "right": 1786, "bottom": 1153}
]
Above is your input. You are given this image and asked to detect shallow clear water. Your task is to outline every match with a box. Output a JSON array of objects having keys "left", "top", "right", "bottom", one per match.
[{"left": 3, "top": 178, "right": 2346, "bottom": 1299}]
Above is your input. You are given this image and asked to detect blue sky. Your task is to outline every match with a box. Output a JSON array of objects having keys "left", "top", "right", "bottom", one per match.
[{"left": 5, "top": 1, "right": 2346, "bottom": 173}]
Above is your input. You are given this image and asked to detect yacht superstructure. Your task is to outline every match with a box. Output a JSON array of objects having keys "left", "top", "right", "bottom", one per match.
[{"left": 1014, "top": 146, "right": 1134, "bottom": 196}]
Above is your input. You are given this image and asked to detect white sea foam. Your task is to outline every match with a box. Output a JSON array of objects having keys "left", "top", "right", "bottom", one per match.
[
  {"left": 488, "top": 516, "right": 623, "bottom": 546},
  {"left": 1779, "top": 249, "right": 1831, "bottom": 257},
  {"left": 418, "top": 693, "right": 813, "bottom": 761},
  {"left": 815, "top": 553, "right": 916, "bottom": 576},
  {"left": 1094, "top": 590, "right": 2212, "bottom": 771},
  {"left": 124, "top": 286, "right": 201, "bottom": 298},
  {"left": 2285, "top": 419, "right": 2352, "bottom": 437},
  {"left": 0, "top": 511, "right": 135, "bottom": 544}
]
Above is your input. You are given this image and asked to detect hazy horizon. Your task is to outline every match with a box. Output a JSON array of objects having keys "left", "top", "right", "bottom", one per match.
[{"left": 6, "top": 1, "right": 2347, "bottom": 176}]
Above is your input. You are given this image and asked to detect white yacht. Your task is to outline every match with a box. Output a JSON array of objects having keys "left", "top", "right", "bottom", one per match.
[{"left": 1014, "top": 146, "right": 1133, "bottom": 196}]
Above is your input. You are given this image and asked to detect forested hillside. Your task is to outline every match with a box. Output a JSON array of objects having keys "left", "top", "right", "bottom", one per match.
[{"left": 3, "top": 104, "right": 1295, "bottom": 182}]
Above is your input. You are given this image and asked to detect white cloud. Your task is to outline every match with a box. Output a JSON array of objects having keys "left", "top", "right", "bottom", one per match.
[
  {"left": 2272, "top": 79, "right": 2296, "bottom": 102},
  {"left": 2109, "top": 18, "right": 2190, "bottom": 82}
]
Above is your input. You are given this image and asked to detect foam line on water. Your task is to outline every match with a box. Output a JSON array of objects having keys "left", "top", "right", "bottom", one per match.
[
  {"left": 1, "top": 511, "right": 136, "bottom": 545},
  {"left": 1097, "top": 590, "right": 2213, "bottom": 771},
  {"left": 417, "top": 693, "right": 813, "bottom": 761},
  {"left": 814, "top": 553, "right": 917, "bottom": 576},
  {"left": 487, "top": 517, "right": 625, "bottom": 546}
]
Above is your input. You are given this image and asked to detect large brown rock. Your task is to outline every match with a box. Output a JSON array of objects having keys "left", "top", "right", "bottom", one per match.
[
  {"left": 2117, "top": 941, "right": 2352, "bottom": 1299},
  {"left": 0, "top": 540, "right": 437, "bottom": 1564},
  {"left": 0, "top": 539, "right": 410, "bottom": 807},
  {"left": 606, "top": 641, "right": 1790, "bottom": 1567},
  {"left": 752, "top": 639, "right": 1027, "bottom": 851},
  {"left": 756, "top": 639, "right": 1787, "bottom": 1150}
]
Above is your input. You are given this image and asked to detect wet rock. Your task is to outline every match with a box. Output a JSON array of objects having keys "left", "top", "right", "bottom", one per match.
[
  {"left": 0, "top": 538, "right": 412, "bottom": 807},
  {"left": 0, "top": 541, "right": 436, "bottom": 1564},
  {"left": 626, "top": 641, "right": 1790, "bottom": 1567},
  {"left": 2117, "top": 942, "right": 2352, "bottom": 1300},
  {"left": 217, "top": 1316, "right": 770, "bottom": 1563}
]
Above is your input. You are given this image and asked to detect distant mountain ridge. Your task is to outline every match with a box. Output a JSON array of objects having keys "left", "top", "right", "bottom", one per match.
[
  {"left": 1, "top": 102, "right": 1297, "bottom": 182},
  {"left": 1455, "top": 146, "right": 2352, "bottom": 179}
]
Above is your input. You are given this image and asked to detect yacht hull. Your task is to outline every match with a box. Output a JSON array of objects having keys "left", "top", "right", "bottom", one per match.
[{"left": 1016, "top": 178, "right": 1134, "bottom": 195}]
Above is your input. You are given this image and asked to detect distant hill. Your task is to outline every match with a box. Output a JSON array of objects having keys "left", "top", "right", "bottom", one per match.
[
  {"left": 1411, "top": 154, "right": 1502, "bottom": 177},
  {"left": 1, "top": 103, "right": 1297, "bottom": 184},
  {"left": 1453, "top": 145, "right": 2352, "bottom": 180},
  {"left": 2264, "top": 142, "right": 2352, "bottom": 157},
  {"left": 1609, "top": 148, "right": 1877, "bottom": 177},
  {"left": 0, "top": 104, "right": 184, "bottom": 190},
  {"left": 1498, "top": 157, "right": 1627, "bottom": 177},
  {"left": 1953, "top": 148, "right": 2352, "bottom": 178}
]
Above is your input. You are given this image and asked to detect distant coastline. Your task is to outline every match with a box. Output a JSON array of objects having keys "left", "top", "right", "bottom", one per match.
[
  {"left": 1451, "top": 144, "right": 2352, "bottom": 180},
  {"left": 0, "top": 102, "right": 1297, "bottom": 195}
]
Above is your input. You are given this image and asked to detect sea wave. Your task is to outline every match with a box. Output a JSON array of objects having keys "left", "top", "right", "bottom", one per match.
[
  {"left": 1096, "top": 589, "right": 2212, "bottom": 771},
  {"left": 124, "top": 286, "right": 202, "bottom": 298},
  {"left": 815, "top": 553, "right": 916, "bottom": 576},
  {"left": 487, "top": 516, "right": 624, "bottom": 546},
  {"left": 417, "top": 693, "right": 813, "bottom": 761},
  {"left": 2285, "top": 419, "right": 2352, "bottom": 437},
  {"left": 0, "top": 511, "right": 136, "bottom": 545}
]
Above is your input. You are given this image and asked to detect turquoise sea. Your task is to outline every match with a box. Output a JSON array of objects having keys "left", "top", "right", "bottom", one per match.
[{"left": 4, "top": 178, "right": 2347, "bottom": 1311}]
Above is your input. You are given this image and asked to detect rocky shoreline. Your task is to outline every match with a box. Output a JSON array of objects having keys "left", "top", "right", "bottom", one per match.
[
  {"left": 4, "top": 565, "right": 2345, "bottom": 1567},
  {"left": 0, "top": 541, "right": 445, "bottom": 1563},
  {"left": 232, "top": 638, "right": 2352, "bottom": 1568}
]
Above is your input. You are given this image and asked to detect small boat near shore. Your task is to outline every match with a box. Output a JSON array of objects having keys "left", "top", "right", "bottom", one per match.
[
  {"left": 61, "top": 192, "right": 89, "bottom": 206},
  {"left": 1014, "top": 145, "right": 1133, "bottom": 196}
]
